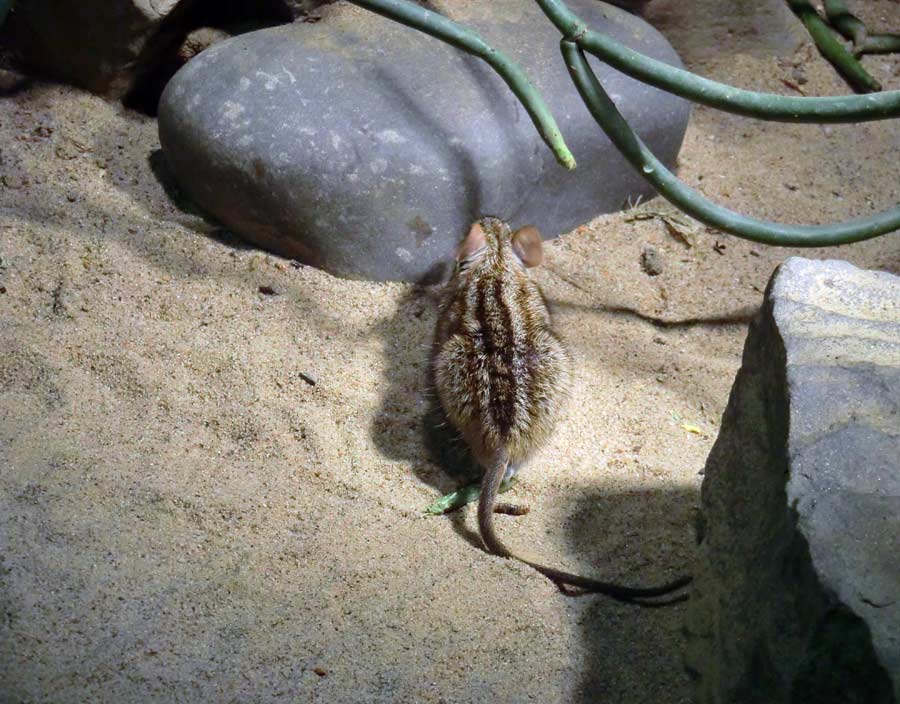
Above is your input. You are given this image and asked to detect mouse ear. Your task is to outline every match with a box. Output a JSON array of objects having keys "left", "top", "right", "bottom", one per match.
[
  {"left": 457, "top": 221, "right": 486, "bottom": 262},
  {"left": 512, "top": 225, "right": 543, "bottom": 267}
]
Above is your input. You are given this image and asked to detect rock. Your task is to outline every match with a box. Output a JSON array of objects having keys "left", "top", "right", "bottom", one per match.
[
  {"left": 0, "top": 67, "right": 29, "bottom": 95},
  {"left": 2, "top": 174, "right": 24, "bottom": 190},
  {"left": 158, "top": 1, "right": 690, "bottom": 281},
  {"left": 685, "top": 258, "right": 900, "bottom": 704},
  {"left": 0, "top": 0, "right": 300, "bottom": 103},
  {"left": 1, "top": 0, "right": 181, "bottom": 96},
  {"left": 640, "top": 245, "right": 664, "bottom": 276}
]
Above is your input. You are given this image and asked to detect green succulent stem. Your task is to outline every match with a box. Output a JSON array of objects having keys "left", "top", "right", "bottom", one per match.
[
  {"left": 786, "top": 0, "right": 880, "bottom": 93},
  {"left": 855, "top": 34, "right": 900, "bottom": 56},
  {"left": 425, "top": 478, "right": 517, "bottom": 515},
  {"left": 561, "top": 41, "right": 900, "bottom": 247},
  {"left": 532, "top": 0, "right": 899, "bottom": 118},
  {"left": 344, "top": 0, "right": 900, "bottom": 247},
  {"left": 823, "top": 0, "right": 868, "bottom": 46},
  {"left": 821, "top": 0, "right": 900, "bottom": 57}
]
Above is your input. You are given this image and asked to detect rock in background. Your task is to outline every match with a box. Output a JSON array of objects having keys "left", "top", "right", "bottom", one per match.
[
  {"left": 158, "top": 1, "right": 689, "bottom": 281},
  {"left": 1, "top": 0, "right": 184, "bottom": 96},
  {"left": 686, "top": 257, "right": 900, "bottom": 704},
  {"left": 0, "top": 0, "right": 321, "bottom": 106}
]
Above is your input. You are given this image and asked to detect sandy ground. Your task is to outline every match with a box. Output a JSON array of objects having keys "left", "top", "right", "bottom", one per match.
[{"left": 1, "top": 1, "right": 899, "bottom": 702}]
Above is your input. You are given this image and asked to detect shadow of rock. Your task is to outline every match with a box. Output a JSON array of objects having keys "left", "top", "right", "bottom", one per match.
[
  {"left": 561, "top": 483, "right": 698, "bottom": 703},
  {"left": 147, "top": 147, "right": 208, "bottom": 219},
  {"left": 147, "top": 147, "right": 257, "bottom": 251},
  {"left": 84, "top": 108, "right": 233, "bottom": 253}
]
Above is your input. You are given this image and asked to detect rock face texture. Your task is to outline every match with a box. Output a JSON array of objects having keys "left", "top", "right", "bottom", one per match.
[
  {"left": 685, "top": 257, "right": 900, "bottom": 704},
  {"left": 157, "top": 1, "right": 690, "bottom": 281}
]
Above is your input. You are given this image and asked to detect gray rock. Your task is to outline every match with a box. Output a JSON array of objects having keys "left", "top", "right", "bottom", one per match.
[
  {"left": 685, "top": 257, "right": 900, "bottom": 704},
  {"left": 158, "top": 1, "right": 690, "bottom": 281}
]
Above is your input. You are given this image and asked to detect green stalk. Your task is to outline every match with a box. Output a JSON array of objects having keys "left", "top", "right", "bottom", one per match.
[
  {"left": 823, "top": 0, "right": 867, "bottom": 46},
  {"left": 786, "top": 0, "right": 880, "bottom": 93},
  {"left": 824, "top": 0, "right": 900, "bottom": 56},
  {"left": 533, "top": 0, "right": 900, "bottom": 121},
  {"left": 346, "top": 0, "right": 575, "bottom": 169},
  {"left": 561, "top": 41, "right": 900, "bottom": 246},
  {"left": 856, "top": 34, "right": 900, "bottom": 56},
  {"left": 0, "top": 0, "right": 12, "bottom": 27},
  {"left": 425, "top": 478, "right": 517, "bottom": 515}
]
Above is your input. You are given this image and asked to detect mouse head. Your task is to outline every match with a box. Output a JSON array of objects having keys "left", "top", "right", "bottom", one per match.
[{"left": 455, "top": 217, "right": 543, "bottom": 274}]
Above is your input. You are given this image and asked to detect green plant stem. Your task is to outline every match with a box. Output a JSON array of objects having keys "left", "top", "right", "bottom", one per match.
[
  {"left": 856, "top": 34, "right": 900, "bottom": 56},
  {"left": 786, "top": 0, "right": 881, "bottom": 93},
  {"left": 561, "top": 41, "right": 900, "bottom": 246},
  {"left": 346, "top": 0, "right": 576, "bottom": 169},
  {"left": 425, "top": 478, "right": 516, "bottom": 515},
  {"left": 0, "top": 0, "right": 12, "bottom": 28},
  {"left": 824, "top": 0, "right": 900, "bottom": 56},
  {"left": 532, "top": 0, "right": 900, "bottom": 121},
  {"left": 823, "top": 0, "right": 867, "bottom": 46}
]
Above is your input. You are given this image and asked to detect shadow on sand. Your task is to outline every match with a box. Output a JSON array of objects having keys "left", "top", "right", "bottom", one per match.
[{"left": 370, "top": 280, "right": 701, "bottom": 704}]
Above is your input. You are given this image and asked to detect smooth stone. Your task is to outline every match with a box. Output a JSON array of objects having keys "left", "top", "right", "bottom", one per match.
[
  {"left": 685, "top": 258, "right": 900, "bottom": 704},
  {"left": 158, "top": 0, "right": 690, "bottom": 281}
]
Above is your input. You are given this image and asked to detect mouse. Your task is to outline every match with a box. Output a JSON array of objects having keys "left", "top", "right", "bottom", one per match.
[{"left": 432, "top": 216, "right": 690, "bottom": 602}]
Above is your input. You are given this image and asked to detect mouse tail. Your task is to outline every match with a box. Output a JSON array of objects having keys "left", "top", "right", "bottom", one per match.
[
  {"left": 477, "top": 450, "right": 513, "bottom": 558},
  {"left": 476, "top": 450, "right": 691, "bottom": 604}
]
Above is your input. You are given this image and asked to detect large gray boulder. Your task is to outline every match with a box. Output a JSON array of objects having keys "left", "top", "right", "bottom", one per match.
[
  {"left": 686, "top": 257, "right": 900, "bottom": 704},
  {"left": 158, "top": 1, "right": 689, "bottom": 281}
]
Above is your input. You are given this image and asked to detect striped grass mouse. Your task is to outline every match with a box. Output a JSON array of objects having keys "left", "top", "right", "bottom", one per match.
[{"left": 432, "top": 217, "right": 690, "bottom": 601}]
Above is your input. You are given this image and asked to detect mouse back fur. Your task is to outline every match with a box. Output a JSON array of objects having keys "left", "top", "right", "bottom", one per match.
[{"left": 433, "top": 217, "right": 570, "bottom": 470}]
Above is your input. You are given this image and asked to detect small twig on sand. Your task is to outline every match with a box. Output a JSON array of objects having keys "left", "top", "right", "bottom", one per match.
[{"left": 624, "top": 209, "right": 700, "bottom": 247}]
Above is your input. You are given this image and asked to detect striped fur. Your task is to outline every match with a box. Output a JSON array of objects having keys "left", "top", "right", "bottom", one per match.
[
  {"left": 433, "top": 217, "right": 570, "bottom": 470},
  {"left": 433, "top": 219, "right": 693, "bottom": 601}
]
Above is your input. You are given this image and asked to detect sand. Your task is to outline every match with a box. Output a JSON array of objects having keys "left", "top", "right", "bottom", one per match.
[{"left": 1, "top": 0, "right": 899, "bottom": 701}]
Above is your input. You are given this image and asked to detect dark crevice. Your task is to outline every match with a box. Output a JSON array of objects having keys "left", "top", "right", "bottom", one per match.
[{"left": 123, "top": 0, "right": 329, "bottom": 116}]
